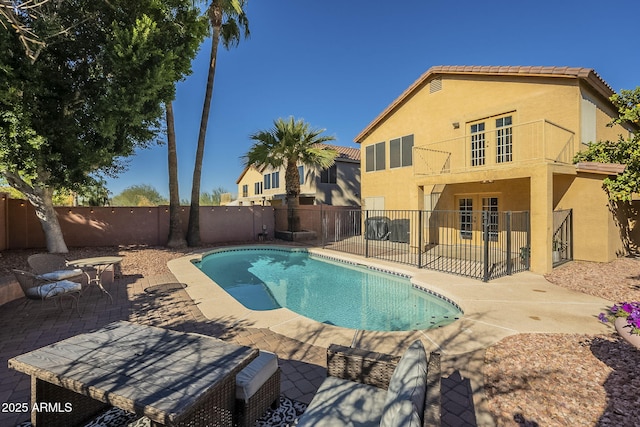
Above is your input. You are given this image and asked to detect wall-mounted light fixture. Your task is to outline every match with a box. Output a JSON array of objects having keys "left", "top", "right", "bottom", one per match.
[
  {"left": 452, "top": 122, "right": 460, "bottom": 129},
  {"left": 481, "top": 180, "right": 494, "bottom": 184}
]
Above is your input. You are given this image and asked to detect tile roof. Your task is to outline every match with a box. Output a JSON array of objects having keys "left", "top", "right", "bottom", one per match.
[
  {"left": 320, "top": 144, "right": 361, "bottom": 161},
  {"left": 355, "top": 65, "right": 617, "bottom": 143}
]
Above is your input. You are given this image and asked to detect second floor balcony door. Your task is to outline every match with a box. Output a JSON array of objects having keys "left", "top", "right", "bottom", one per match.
[{"left": 469, "top": 114, "right": 514, "bottom": 168}]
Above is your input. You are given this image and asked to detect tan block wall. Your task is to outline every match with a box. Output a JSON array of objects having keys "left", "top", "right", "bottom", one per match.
[{"left": 5, "top": 200, "right": 275, "bottom": 249}]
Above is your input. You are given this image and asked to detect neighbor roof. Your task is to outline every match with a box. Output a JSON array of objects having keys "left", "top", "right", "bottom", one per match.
[
  {"left": 235, "top": 144, "right": 360, "bottom": 183},
  {"left": 354, "top": 65, "right": 616, "bottom": 143},
  {"left": 322, "top": 144, "right": 361, "bottom": 162}
]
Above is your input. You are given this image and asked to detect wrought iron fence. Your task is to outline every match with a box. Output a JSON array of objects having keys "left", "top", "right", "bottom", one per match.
[
  {"left": 317, "top": 208, "right": 530, "bottom": 281},
  {"left": 553, "top": 209, "right": 573, "bottom": 267},
  {"left": 273, "top": 206, "right": 530, "bottom": 281}
]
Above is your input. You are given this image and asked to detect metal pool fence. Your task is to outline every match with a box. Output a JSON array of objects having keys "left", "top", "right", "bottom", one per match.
[{"left": 276, "top": 207, "right": 530, "bottom": 281}]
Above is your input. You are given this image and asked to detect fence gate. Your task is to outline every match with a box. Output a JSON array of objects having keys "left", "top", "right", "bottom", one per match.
[
  {"left": 552, "top": 209, "right": 573, "bottom": 267},
  {"left": 320, "top": 209, "right": 530, "bottom": 281}
]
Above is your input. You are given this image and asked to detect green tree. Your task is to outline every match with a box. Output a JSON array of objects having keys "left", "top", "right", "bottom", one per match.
[
  {"left": 244, "top": 117, "right": 337, "bottom": 231},
  {"left": 111, "top": 185, "right": 168, "bottom": 207},
  {"left": 574, "top": 87, "right": 640, "bottom": 202},
  {"left": 0, "top": 0, "right": 206, "bottom": 252},
  {"left": 187, "top": 0, "right": 250, "bottom": 247},
  {"left": 199, "top": 186, "right": 229, "bottom": 205}
]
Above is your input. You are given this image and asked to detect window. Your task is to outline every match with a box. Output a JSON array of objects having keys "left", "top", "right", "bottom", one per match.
[
  {"left": 496, "top": 116, "right": 512, "bottom": 163},
  {"left": 459, "top": 198, "right": 473, "bottom": 240},
  {"left": 321, "top": 164, "right": 337, "bottom": 184},
  {"left": 365, "top": 141, "right": 385, "bottom": 172},
  {"left": 390, "top": 134, "right": 414, "bottom": 168},
  {"left": 271, "top": 171, "right": 279, "bottom": 188},
  {"left": 254, "top": 182, "right": 262, "bottom": 195},
  {"left": 298, "top": 166, "right": 304, "bottom": 184},
  {"left": 482, "top": 197, "right": 499, "bottom": 241},
  {"left": 242, "top": 185, "right": 248, "bottom": 198},
  {"left": 263, "top": 174, "right": 271, "bottom": 190},
  {"left": 470, "top": 122, "right": 485, "bottom": 166}
]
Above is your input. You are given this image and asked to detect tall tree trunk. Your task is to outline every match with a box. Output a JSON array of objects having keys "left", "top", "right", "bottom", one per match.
[
  {"left": 187, "top": 6, "right": 222, "bottom": 247},
  {"left": 166, "top": 102, "right": 187, "bottom": 248},
  {"left": 285, "top": 160, "right": 301, "bottom": 232},
  {"left": 3, "top": 171, "right": 69, "bottom": 253}
]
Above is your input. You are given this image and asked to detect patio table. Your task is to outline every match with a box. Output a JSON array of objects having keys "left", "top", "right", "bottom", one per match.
[
  {"left": 8, "top": 321, "right": 258, "bottom": 427},
  {"left": 66, "top": 256, "right": 123, "bottom": 303}
]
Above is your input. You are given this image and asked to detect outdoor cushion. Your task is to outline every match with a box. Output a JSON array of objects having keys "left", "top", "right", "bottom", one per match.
[
  {"left": 37, "top": 268, "right": 83, "bottom": 281},
  {"left": 380, "top": 340, "right": 427, "bottom": 427},
  {"left": 236, "top": 351, "right": 278, "bottom": 401},
  {"left": 25, "top": 280, "right": 82, "bottom": 299},
  {"left": 297, "top": 376, "right": 387, "bottom": 427},
  {"left": 382, "top": 399, "right": 422, "bottom": 427}
]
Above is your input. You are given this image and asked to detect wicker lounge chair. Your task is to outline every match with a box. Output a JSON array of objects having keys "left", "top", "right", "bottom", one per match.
[
  {"left": 27, "top": 253, "right": 85, "bottom": 283},
  {"left": 12, "top": 269, "right": 82, "bottom": 316},
  {"left": 297, "top": 340, "right": 441, "bottom": 426}
]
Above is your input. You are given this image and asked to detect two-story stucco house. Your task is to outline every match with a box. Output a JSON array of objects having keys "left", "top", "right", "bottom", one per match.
[
  {"left": 235, "top": 144, "right": 361, "bottom": 207},
  {"left": 355, "top": 65, "right": 636, "bottom": 274}
]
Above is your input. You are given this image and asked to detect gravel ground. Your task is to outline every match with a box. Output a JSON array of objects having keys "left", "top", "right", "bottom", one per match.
[
  {"left": 484, "top": 258, "right": 640, "bottom": 427},
  {"left": 2, "top": 247, "right": 640, "bottom": 426}
]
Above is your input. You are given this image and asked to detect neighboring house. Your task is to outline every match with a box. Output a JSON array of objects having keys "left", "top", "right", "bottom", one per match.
[
  {"left": 355, "top": 65, "right": 637, "bottom": 274},
  {"left": 235, "top": 144, "right": 361, "bottom": 207}
]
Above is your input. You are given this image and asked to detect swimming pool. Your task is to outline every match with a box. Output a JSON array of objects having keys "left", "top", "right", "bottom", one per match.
[{"left": 196, "top": 247, "right": 462, "bottom": 332}]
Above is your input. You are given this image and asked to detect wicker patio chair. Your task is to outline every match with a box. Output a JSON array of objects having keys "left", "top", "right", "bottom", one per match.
[
  {"left": 12, "top": 269, "right": 82, "bottom": 316},
  {"left": 27, "top": 253, "right": 85, "bottom": 283}
]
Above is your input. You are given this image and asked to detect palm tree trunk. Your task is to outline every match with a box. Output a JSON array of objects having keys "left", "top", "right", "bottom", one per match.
[
  {"left": 166, "top": 102, "right": 187, "bottom": 248},
  {"left": 285, "top": 160, "right": 301, "bottom": 232},
  {"left": 187, "top": 5, "right": 222, "bottom": 247}
]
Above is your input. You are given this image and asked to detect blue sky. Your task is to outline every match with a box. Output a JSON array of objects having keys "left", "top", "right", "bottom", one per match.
[{"left": 104, "top": 0, "right": 640, "bottom": 200}]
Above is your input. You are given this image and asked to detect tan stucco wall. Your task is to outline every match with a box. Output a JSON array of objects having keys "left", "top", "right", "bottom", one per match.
[
  {"left": 358, "top": 72, "right": 630, "bottom": 273},
  {"left": 360, "top": 75, "right": 586, "bottom": 210},
  {"left": 554, "top": 173, "right": 623, "bottom": 262}
]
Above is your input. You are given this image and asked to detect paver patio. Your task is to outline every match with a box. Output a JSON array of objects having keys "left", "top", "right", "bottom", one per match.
[{"left": 2, "top": 240, "right": 619, "bottom": 427}]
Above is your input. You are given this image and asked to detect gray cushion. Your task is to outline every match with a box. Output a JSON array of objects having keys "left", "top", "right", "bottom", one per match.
[
  {"left": 25, "top": 280, "right": 82, "bottom": 299},
  {"left": 236, "top": 351, "right": 278, "bottom": 401},
  {"left": 380, "top": 340, "right": 427, "bottom": 427},
  {"left": 297, "top": 376, "right": 387, "bottom": 427},
  {"left": 383, "top": 399, "right": 422, "bottom": 427},
  {"left": 37, "top": 269, "right": 83, "bottom": 281}
]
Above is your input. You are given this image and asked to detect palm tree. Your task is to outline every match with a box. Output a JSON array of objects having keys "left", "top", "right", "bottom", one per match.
[
  {"left": 244, "top": 116, "right": 338, "bottom": 231},
  {"left": 166, "top": 102, "right": 187, "bottom": 248},
  {"left": 186, "top": 0, "right": 249, "bottom": 246}
]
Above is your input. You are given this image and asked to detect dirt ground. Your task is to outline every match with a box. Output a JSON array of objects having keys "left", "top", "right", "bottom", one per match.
[{"left": 484, "top": 257, "right": 640, "bottom": 426}]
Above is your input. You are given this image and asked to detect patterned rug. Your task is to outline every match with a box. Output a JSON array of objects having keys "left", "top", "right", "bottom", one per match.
[
  {"left": 15, "top": 396, "right": 307, "bottom": 427},
  {"left": 256, "top": 396, "right": 308, "bottom": 426}
]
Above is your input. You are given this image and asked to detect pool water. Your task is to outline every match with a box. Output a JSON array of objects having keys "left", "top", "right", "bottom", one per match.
[{"left": 196, "top": 247, "right": 462, "bottom": 332}]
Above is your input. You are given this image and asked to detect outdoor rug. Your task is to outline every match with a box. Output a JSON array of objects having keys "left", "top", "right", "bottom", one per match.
[{"left": 15, "top": 395, "right": 308, "bottom": 427}]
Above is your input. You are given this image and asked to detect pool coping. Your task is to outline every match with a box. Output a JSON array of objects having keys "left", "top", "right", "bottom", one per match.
[{"left": 168, "top": 244, "right": 613, "bottom": 356}]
